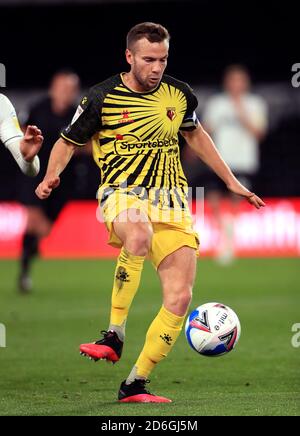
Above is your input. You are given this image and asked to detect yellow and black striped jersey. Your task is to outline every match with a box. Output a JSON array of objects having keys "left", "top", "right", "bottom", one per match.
[{"left": 61, "top": 73, "right": 199, "bottom": 190}]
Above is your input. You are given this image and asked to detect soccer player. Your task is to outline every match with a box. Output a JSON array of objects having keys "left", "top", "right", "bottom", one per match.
[
  {"left": 0, "top": 93, "right": 42, "bottom": 177},
  {"left": 35, "top": 22, "right": 265, "bottom": 403}
]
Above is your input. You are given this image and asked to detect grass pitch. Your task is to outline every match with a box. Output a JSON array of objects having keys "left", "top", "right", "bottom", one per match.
[{"left": 0, "top": 258, "right": 299, "bottom": 416}]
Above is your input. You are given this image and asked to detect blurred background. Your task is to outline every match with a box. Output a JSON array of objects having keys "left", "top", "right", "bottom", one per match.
[
  {"left": 0, "top": 0, "right": 299, "bottom": 417},
  {"left": 0, "top": 0, "right": 300, "bottom": 263},
  {"left": 1, "top": 0, "right": 300, "bottom": 262}
]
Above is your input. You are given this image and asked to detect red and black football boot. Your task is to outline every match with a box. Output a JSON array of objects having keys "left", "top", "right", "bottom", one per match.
[
  {"left": 118, "top": 379, "right": 172, "bottom": 403},
  {"left": 80, "top": 330, "right": 123, "bottom": 363}
]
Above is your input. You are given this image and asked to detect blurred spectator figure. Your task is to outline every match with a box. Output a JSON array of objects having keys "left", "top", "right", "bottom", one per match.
[
  {"left": 17, "top": 70, "right": 80, "bottom": 292},
  {"left": 203, "top": 65, "right": 267, "bottom": 180},
  {"left": 191, "top": 65, "right": 268, "bottom": 264}
]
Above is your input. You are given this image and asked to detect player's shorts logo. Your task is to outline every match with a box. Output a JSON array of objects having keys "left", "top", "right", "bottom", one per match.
[{"left": 166, "top": 107, "right": 176, "bottom": 121}]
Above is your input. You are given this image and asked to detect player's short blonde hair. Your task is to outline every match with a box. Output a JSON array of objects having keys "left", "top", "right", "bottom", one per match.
[{"left": 126, "top": 22, "right": 170, "bottom": 50}]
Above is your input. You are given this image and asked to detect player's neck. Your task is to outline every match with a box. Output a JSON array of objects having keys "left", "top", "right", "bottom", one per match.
[{"left": 122, "top": 72, "right": 155, "bottom": 93}]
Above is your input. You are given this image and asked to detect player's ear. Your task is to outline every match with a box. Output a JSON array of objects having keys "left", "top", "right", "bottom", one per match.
[{"left": 125, "top": 48, "right": 133, "bottom": 66}]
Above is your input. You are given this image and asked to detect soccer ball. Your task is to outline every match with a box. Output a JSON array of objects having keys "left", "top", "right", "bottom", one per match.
[{"left": 185, "top": 302, "right": 241, "bottom": 356}]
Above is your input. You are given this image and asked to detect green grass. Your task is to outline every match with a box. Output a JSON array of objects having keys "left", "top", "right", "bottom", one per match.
[{"left": 0, "top": 258, "right": 299, "bottom": 416}]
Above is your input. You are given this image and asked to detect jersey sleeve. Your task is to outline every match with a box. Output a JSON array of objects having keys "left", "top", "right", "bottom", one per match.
[
  {"left": 179, "top": 85, "right": 199, "bottom": 131},
  {"left": 0, "top": 94, "right": 23, "bottom": 146},
  {"left": 61, "top": 89, "right": 102, "bottom": 146}
]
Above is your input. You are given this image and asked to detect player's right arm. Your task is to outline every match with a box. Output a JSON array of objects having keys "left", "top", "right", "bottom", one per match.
[
  {"left": 35, "top": 89, "right": 102, "bottom": 199},
  {"left": 35, "top": 138, "right": 75, "bottom": 199}
]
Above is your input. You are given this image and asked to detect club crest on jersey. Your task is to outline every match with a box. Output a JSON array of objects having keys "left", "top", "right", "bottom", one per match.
[{"left": 166, "top": 107, "right": 176, "bottom": 121}]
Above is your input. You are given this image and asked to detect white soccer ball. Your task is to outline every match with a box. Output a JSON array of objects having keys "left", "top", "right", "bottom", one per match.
[{"left": 185, "top": 302, "right": 241, "bottom": 356}]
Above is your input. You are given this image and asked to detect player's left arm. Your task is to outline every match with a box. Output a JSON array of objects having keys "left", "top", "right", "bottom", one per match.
[{"left": 181, "top": 123, "right": 266, "bottom": 209}]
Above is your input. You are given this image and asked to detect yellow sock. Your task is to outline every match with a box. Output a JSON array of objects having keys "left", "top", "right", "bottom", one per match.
[
  {"left": 134, "top": 306, "right": 185, "bottom": 379},
  {"left": 109, "top": 247, "right": 145, "bottom": 330}
]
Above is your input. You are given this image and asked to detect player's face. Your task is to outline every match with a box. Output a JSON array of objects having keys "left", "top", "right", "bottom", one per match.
[
  {"left": 126, "top": 38, "right": 169, "bottom": 91},
  {"left": 224, "top": 71, "right": 250, "bottom": 96}
]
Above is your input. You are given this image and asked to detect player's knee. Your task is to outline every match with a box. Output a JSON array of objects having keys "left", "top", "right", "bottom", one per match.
[
  {"left": 124, "top": 227, "right": 152, "bottom": 256},
  {"left": 177, "top": 289, "right": 192, "bottom": 310},
  {"left": 164, "top": 286, "right": 193, "bottom": 315}
]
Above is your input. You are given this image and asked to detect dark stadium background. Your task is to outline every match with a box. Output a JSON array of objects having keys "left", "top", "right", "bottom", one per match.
[
  {"left": 0, "top": 0, "right": 299, "bottom": 417},
  {"left": 0, "top": 0, "right": 299, "bottom": 199},
  {"left": 1, "top": 0, "right": 298, "bottom": 85}
]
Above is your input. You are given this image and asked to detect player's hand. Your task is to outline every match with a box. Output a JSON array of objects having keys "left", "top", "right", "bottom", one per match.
[
  {"left": 227, "top": 180, "right": 266, "bottom": 209},
  {"left": 20, "top": 125, "right": 44, "bottom": 162},
  {"left": 35, "top": 177, "right": 60, "bottom": 200}
]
